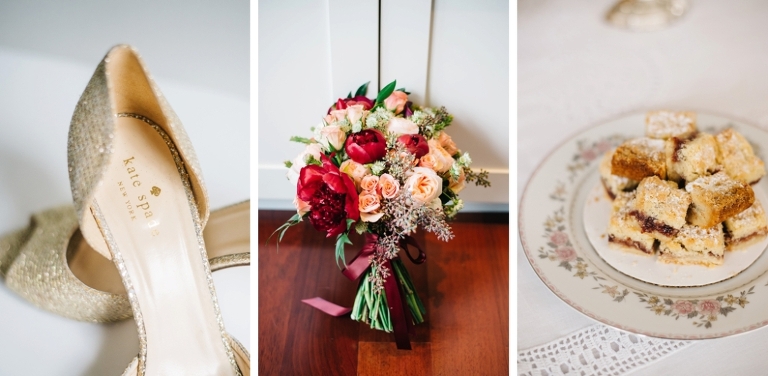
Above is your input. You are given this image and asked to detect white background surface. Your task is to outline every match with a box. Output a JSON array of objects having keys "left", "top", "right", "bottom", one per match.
[
  {"left": 258, "top": 0, "right": 509, "bottom": 210},
  {"left": 0, "top": 1, "right": 249, "bottom": 375},
  {"left": 519, "top": 0, "right": 768, "bottom": 374}
]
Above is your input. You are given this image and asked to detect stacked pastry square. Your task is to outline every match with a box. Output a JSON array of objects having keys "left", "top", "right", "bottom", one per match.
[{"left": 602, "top": 111, "right": 768, "bottom": 267}]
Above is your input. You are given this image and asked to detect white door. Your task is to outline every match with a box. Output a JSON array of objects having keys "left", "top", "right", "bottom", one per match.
[{"left": 258, "top": 0, "right": 509, "bottom": 210}]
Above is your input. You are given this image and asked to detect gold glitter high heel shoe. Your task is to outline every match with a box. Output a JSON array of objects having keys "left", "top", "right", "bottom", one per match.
[
  {"left": 68, "top": 45, "right": 246, "bottom": 375},
  {"left": 0, "top": 200, "right": 250, "bottom": 323}
]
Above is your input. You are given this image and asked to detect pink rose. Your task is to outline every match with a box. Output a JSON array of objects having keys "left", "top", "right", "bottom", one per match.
[
  {"left": 673, "top": 300, "right": 695, "bottom": 315},
  {"left": 404, "top": 167, "right": 443, "bottom": 205},
  {"left": 581, "top": 149, "right": 597, "bottom": 162},
  {"left": 346, "top": 104, "right": 365, "bottom": 124},
  {"left": 698, "top": 300, "right": 721, "bottom": 315},
  {"left": 339, "top": 159, "right": 370, "bottom": 187},
  {"left": 384, "top": 90, "right": 408, "bottom": 114},
  {"left": 359, "top": 191, "right": 384, "bottom": 222},
  {"left": 360, "top": 175, "right": 379, "bottom": 192},
  {"left": 330, "top": 109, "right": 347, "bottom": 122},
  {"left": 555, "top": 246, "right": 577, "bottom": 262},
  {"left": 596, "top": 140, "right": 612, "bottom": 153},
  {"left": 550, "top": 231, "right": 569, "bottom": 246},
  {"left": 379, "top": 173, "right": 400, "bottom": 199},
  {"left": 293, "top": 196, "right": 311, "bottom": 217},
  {"left": 438, "top": 131, "right": 459, "bottom": 156},
  {"left": 386, "top": 117, "right": 419, "bottom": 135}
]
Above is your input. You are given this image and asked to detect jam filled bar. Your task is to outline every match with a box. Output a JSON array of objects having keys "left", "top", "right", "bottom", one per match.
[
  {"left": 715, "top": 128, "right": 766, "bottom": 185},
  {"left": 608, "top": 196, "right": 656, "bottom": 256},
  {"left": 629, "top": 176, "right": 691, "bottom": 241},
  {"left": 665, "top": 132, "right": 720, "bottom": 184},
  {"left": 724, "top": 199, "right": 768, "bottom": 250},
  {"left": 599, "top": 148, "right": 638, "bottom": 199},
  {"left": 646, "top": 110, "right": 697, "bottom": 140},
  {"left": 611, "top": 138, "right": 667, "bottom": 181},
  {"left": 685, "top": 172, "right": 754, "bottom": 229},
  {"left": 658, "top": 223, "right": 725, "bottom": 267}
]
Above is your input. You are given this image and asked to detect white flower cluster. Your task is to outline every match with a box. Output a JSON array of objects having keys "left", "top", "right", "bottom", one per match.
[{"left": 365, "top": 107, "right": 392, "bottom": 131}]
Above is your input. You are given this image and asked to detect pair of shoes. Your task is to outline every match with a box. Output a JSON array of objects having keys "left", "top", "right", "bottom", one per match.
[
  {"left": 0, "top": 200, "right": 249, "bottom": 322},
  {"left": 1, "top": 45, "right": 248, "bottom": 375}
]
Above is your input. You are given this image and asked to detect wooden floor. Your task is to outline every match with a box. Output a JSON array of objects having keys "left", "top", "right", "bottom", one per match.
[{"left": 258, "top": 210, "right": 509, "bottom": 376}]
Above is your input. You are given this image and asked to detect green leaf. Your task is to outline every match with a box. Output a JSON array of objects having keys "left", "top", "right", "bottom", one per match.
[
  {"left": 284, "top": 160, "right": 293, "bottom": 168},
  {"left": 290, "top": 136, "right": 312, "bottom": 144},
  {"left": 335, "top": 232, "right": 353, "bottom": 268},
  {"left": 355, "top": 82, "right": 370, "bottom": 97},
  {"left": 347, "top": 91, "right": 352, "bottom": 99},
  {"left": 395, "top": 88, "right": 411, "bottom": 95},
  {"left": 306, "top": 155, "right": 323, "bottom": 166},
  {"left": 375, "top": 80, "right": 397, "bottom": 104},
  {"left": 266, "top": 213, "right": 302, "bottom": 252},
  {"left": 346, "top": 218, "right": 356, "bottom": 230}
]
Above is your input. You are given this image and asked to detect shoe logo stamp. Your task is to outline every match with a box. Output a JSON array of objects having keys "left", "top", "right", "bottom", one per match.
[{"left": 119, "top": 156, "right": 160, "bottom": 237}]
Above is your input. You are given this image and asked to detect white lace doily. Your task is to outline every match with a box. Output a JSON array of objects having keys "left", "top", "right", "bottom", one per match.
[{"left": 517, "top": 325, "right": 693, "bottom": 376}]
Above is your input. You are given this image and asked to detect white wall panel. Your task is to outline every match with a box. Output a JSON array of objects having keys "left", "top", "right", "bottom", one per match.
[
  {"left": 258, "top": 0, "right": 336, "bottom": 200},
  {"left": 427, "top": 0, "right": 509, "bottom": 204},
  {"left": 379, "top": 0, "right": 433, "bottom": 103},
  {"left": 259, "top": 0, "right": 509, "bottom": 209}
]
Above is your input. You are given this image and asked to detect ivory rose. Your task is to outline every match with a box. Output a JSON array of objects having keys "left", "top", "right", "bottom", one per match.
[
  {"left": 339, "top": 159, "right": 370, "bottom": 187},
  {"left": 360, "top": 175, "right": 379, "bottom": 192},
  {"left": 330, "top": 109, "right": 347, "bottom": 122},
  {"left": 384, "top": 90, "right": 408, "bottom": 114},
  {"left": 320, "top": 125, "right": 346, "bottom": 150},
  {"left": 378, "top": 173, "right": 400, "bottom": 198},
  {"left": 404, "top": 167, "right": 443, "bottom": 205},
  {"left": 437, "top": 131, "right": 459, "bottom": 156},
  {"left": 359, "top": 191, "right": 384, "bottom": 222},
  {"left": 286, "top": 143, "right": 324, "bottom": 188},
  {"left": 346, "top": 104, "right": 365, "bottom": 124},
  {"left": 386, "top": 117, "right": 419, "bottom": 135}
]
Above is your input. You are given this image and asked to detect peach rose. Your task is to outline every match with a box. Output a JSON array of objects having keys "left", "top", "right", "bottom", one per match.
[
  {"left": 346, "top": 104, "right": 365, "bottom": 124},
  {"left": 379, "top": 173, "right": 400, "bottom": 199},
  {"left": 339, "top": 159, "right": 370, "bottom": 187},
  {"left": 404, "top": 167, "right": 443, "bottom": 204},
  {"left": 420, "top": 139, "right": 454, "bottom": 173},
  {"left": 324, "top": 114, "right": 334, "bottom": 124},
  {"left": 360, "top": 174, "right": 379, "bottom": 192},
  {"left": 449, "top": 169, "right": 466, "bottom": 194},
  {"left": 386, "top": 117, "right": 419, "bottom": 135},
  {"left": 438, "top": 131, "right": 459, "bottom": 156},
  {"left": 293, "top": 196, "right": 311, "bottom": 216},
  {"left": 320, "top": 125, "right": 347, "bottom": 150},
  {"left": 286, "top": 143, "right": 324, "bottom": 188},
  {"left": 359, "top": 191, "right": 384, "bottom": 222},
  {"left": 384, "top": 90, "right": 408, "bottom": 114}
]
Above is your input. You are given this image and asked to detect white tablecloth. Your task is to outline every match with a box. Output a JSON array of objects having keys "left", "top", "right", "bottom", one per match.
[{"left": 519, "top": 0, "right": 768, "bottom": 374}]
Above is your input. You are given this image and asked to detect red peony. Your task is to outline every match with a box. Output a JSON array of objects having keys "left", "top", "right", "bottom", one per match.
[
  {"left": 397, "top": 134, "right": 429, "bottom": 158},
  {"left": 345, "top": 129, "right": 387, "bottom": 164},
  {"left": 328, "top": 96, "right": 374, "bottom": 114},
  {"left": 297, "top": 154, "right": 359, "bottom": 237}
]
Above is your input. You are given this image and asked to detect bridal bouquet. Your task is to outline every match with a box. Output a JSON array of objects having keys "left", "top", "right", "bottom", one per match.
[{"left": 275, "top": 80, "right": 490, "bottom": 349}]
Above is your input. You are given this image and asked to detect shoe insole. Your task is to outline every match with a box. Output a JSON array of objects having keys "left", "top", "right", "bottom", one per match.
[
  {"left": 68, "top": 201, "right": 250, "bottom": 295},
  {"left": 92, "top": 115, "right": 234, "bottom": 375}
]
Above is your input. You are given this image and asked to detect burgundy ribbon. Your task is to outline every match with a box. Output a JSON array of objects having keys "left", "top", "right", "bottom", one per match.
[{"left": 303, "top": 233, "right": 425, "bottom": 350}]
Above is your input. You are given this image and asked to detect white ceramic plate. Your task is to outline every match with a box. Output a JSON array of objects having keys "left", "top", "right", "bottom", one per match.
[
  {"left": 583, "top": 180, "right": 768, "bottom": 287},
  {"left": 520, "top": 112, "right": 768, "bottom": 338}
]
